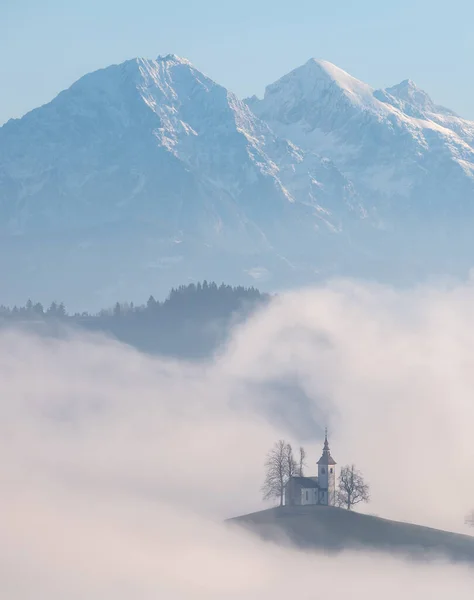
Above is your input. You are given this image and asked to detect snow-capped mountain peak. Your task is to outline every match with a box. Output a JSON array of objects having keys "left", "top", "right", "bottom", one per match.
[
  {"left": 377, "top": 78, "right": 458, "bottom": 118},
  {"left": 373, "top": 77, "right": 474, "bottom": 144},
  {"left": 303, "top": 59, "right": 375, "bottom": 102},
  {"left": 0, "top": 54, "right": 360, "bottom": 244},
  {"left": 1, "top": 54, "right": 474, "bottom": 308},
  {"left": 259, "top": 58, "right": 379, "bottom": 115},
  {"left": 156, "top": 53, "right": 192, "bottom": 66},
  {"left": 387, "top": 78, "right": 431, "bottom": 105},
  {"left": 249, "top": 57, "right": 474, "bottom": 208}
]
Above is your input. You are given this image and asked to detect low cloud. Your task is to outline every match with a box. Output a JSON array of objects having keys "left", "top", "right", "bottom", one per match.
[{"left": 2, "top": 279, "right": 474, "bottom": 597}]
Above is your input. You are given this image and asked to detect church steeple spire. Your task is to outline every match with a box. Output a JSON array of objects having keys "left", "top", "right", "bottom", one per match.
[{"left": 317, "top": 428, "right": 336, "bottom": 466}]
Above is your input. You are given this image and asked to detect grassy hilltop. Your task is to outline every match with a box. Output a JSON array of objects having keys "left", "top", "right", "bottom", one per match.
[{"left": 228, "top": 505, "right": 474, "bottom": 564}]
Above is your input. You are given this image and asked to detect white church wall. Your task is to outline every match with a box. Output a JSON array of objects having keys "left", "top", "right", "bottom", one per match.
[
  {"left": 328, "top": 466, "right": 336, "bottom": 506},
  {"left": 301, "top": 488, "right": 318, "bottom": 505}
]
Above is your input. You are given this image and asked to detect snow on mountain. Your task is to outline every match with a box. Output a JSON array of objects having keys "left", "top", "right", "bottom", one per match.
[
  {"left": 0, "top": 55, "right": 360, "bottom": 239},
  {"left": 383, "top": 79, "right": 456, "bottom": 116},
  {"left": 248, "top": 59, "right": 474, "bottom": 218},
  {"left": 0, "top": 55, "right": 365, "bottom": 308},
  {"left": 1, "top": 54, "right": 474, "bottom": 308},
  {"left": 376, "top": 79, "right": 474, "bottom": 147}
]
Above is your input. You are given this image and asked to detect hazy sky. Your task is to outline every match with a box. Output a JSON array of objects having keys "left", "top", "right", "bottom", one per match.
[{"left": 2, "top": 0, "right": 474, "bottom": 125}]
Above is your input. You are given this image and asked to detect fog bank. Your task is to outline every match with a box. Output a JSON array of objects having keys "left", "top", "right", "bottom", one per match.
[{"left": 2, "top": 279, "right": 474, "bottom": 597}]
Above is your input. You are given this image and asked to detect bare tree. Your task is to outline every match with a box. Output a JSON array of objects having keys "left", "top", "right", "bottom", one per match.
[
  {"left": 336, "top": 464, "right": 370, "bottom": 510},
  {"left": 298, "top": 446, "right": 307, "bottom": 477},
  {"left": 286, "top": 443, "right": 298, "bottom": 479},
  {"left": 262, "top": 440, "right": 296, "bottom": 506}
]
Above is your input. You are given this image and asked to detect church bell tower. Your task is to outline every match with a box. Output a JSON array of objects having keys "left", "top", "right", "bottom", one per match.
[{"left": 317, "top": 429, "right": 337, "bottom": 505}]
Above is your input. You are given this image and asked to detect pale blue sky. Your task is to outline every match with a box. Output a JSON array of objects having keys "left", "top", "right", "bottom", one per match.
[{"left": 2, "top": 0, "right": 473, "bottom": 124}]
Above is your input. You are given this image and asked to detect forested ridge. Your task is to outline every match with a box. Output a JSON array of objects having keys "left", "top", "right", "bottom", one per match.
[{"left": 0, "top": 282, "right": 269, "bottom": 358}]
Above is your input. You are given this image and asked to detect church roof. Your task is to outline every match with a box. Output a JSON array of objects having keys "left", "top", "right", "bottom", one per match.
[
  {"left": 289, "top": 476, "right": 320, "bottom": 489},
  {"left": 317, "top": 430, "right": 337, "bottom": 465}
]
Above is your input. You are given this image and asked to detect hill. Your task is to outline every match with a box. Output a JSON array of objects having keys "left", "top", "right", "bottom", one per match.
[
  {"left": 228, "top": 505, "right": 474, "bottom": 564},
  {"left": 0, "top": 282, "right": 268, "bottom": 358}
]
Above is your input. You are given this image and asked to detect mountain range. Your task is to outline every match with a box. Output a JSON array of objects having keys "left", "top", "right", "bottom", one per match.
[{"left": 1, "top": 54, "right": 473, "bottom": 309}]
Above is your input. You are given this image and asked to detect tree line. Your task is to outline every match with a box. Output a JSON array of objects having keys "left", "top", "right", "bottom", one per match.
[{"left": 0, "top": 281, "right": 268, "bottom": 320}]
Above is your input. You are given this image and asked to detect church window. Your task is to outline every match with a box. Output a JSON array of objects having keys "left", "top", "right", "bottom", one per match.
[
  {"left": 305, "top": 490, "right": 309, "bottom": 502},
  {"left": 321, "top": 467, "right": 326, "bottom": 474},
  {"left": 330, "top": 468, "right": 333, "bottom": 474}
]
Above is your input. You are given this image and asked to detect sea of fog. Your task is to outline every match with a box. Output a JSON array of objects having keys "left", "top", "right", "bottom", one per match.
[{"left": 2, "top": 279, "right": 474, "bottom": 598}]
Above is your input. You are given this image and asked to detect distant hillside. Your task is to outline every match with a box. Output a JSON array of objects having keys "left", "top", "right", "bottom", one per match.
[
  {"left": 0, "top": 282, "right": 269, "bottom": 358},
  {"left": 228, "top": 505, "right": 474, "bottom": 564}
]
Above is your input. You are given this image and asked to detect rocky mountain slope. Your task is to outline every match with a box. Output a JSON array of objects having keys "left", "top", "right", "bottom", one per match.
[
  {"left": 1, "top": 55, "right": 473, "bottom": 308},
  {"left": 248, "top": 59, "right": 474, "bottom": 224},
  {"left": 0, "top": 55, "right": 360, "bottom": 239}
]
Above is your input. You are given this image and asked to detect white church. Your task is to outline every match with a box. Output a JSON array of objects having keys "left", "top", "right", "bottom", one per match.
[{"left": 285, "top": 431, "right": 337, "bottom": 506}]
